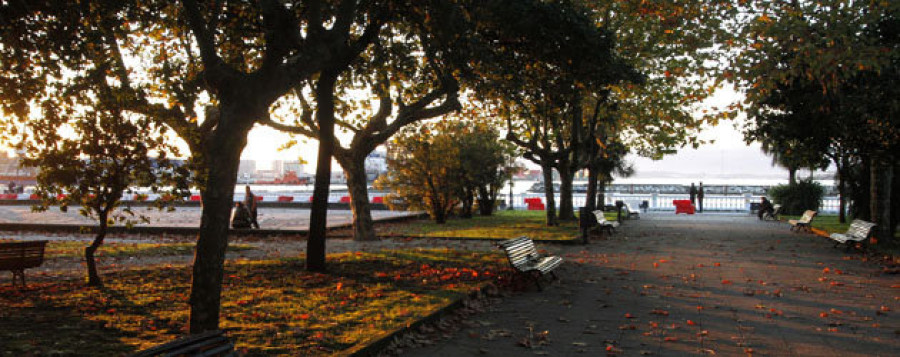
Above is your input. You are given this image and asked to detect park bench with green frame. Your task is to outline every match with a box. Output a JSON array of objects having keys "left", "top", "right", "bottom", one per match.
[
  {"left": 498, "top": 237, "right": 563, "bottom": 291},
  {"left": 0, "top": 240, "right": 48, "bottom": 287},
  {"left": 828, "top": 219, "right": 876, "bottom": 252},
  {"left": 789, "top": 210, "right": 817, "bottom": 232},
  {"left": 131, "top": 330, "right": 237, "bottom": 357},
  {"left": 592, "top": 210, "right": 620, "bottom": 235}
]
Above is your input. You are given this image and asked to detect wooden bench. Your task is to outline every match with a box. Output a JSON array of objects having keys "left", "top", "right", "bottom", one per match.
[
  {"left": 498, "top": 237, "right": 563, "bottom": 290},
  {"left": 0, "top": 240, "right": 48, "bottom": 287},
  {"left": 829, "top": 219, "right": 877, "bottom": 251},
  {"left": 789, "top": 210, "right": 817, "bottom": 232},
  {"left": 592, "top": 210, "right": 620, "bottom": 235},
  {"left": 132, "top": 330, "right": 237, "bottom": 357}
]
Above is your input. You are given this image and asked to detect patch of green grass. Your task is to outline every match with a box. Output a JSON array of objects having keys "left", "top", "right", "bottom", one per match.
[
  {"left": 0, "top": 249, "right": 510, "bottom": 356},
  {"left": 42, "top": 241, "right": 255, "bottom": 259},
  {"left": 377, "top": 209, "right": 588, "bottom": 240}
]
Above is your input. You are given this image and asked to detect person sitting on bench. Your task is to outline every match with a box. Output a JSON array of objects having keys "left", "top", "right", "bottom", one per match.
[
  {"left": 232, "top": 202, "right": 252, "bottom": 229},
  {"left": 758, "top": 197, "right": 774, "bottom": 220}
]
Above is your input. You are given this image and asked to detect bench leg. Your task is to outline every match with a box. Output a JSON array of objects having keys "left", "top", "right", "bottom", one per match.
[
  {"left": 532, "top": 271, "right": 544, "bottom": 291},
  {"left": 11, "top": 269, "right": 25, "bottom": 287}
]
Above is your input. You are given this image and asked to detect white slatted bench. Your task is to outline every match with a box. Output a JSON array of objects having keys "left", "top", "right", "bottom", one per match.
[
  {"left": 762, "top": 204, "right": 782, "bottom": 221},
  {"left": 789, "top": 210, "right": 817, "bottom": 232},
  {"left": 829, "top": 219, "right": 876, "bottom": 252},
  {"left": 623, "top": 202, "right": 641, "bottom": 219},
  {"left": 592, "top": 210, "right": 620, "bottom": 235},
  {"left": 132, "top": 330, "right": 237, "bottom": 357},
  {"left": 498, "top": 237, "right": 563, "bottom": 290}
]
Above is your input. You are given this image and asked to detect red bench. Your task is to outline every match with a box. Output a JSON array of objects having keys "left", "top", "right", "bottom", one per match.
[
  {"left": 524, "top": 198, "right": 545, "bottom": 210},
  {"left": 673, "top": 200, "right": 695, "bottom": 214}
]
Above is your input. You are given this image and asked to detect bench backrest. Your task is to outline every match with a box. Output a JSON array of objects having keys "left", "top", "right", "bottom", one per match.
[
  {"left": 0, "top": 240, "right": 48, "bottom": 271},
  {"left": 592, "top": 210, "right": 606, "bottom": 223},
  {"left": 499, "top": 237, "right": 538, "bottom": 270},
  {"left": 131, "top": 330, "right": 237, "bottom": 357},
  {"left": 846, "top": 220, "right": 876, "bottom": 239},
  {"left": 799, "top": 210, "right": 817, "bottom": 223}
]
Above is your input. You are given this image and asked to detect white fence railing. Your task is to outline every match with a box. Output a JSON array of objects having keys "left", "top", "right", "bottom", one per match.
[{"left": 508, "top": 193, "right": 841, "bottom": 214}]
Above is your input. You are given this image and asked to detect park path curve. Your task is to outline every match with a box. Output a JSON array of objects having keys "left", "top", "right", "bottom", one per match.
[{"left": 402, "top": 213, "right": 899, "bottom": 356}]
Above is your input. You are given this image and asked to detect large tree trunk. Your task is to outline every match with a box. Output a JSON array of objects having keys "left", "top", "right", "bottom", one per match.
[
  {"left": 307, "top": 72, "right": 338, "bottom": 271},
  {"left": 585, "top": 165, "right": 598, "bottom": 212},
  {"left": 540, "top": 163, "right": 558, "bottom": 226},
  {"left": 870, "top": 159, "right": 894, "bottom": 247},
  {"left": 788, "top": 167, "right": 798, "bottom": 185},
  {"left": 85, "top": 209, "right": 109, "bottom": 287},
  {"left": 837, "top": 155, "right": 848, "bottom": 223},
  {"left": 190, "top": 125, "right": 246, "bottom": 333},
  {"left": 477, "top": 185, "right": 494, "bottom": 216},
  {"left": 339, "top": 154, "right": 377, "bottom": 241},
  {"left": 556, "top": 160, "right": 576, "bottom": 221}
]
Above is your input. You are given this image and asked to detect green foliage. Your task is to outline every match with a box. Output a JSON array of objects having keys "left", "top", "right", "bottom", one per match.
[
  {"left": 768, "top": 180, "right": 824, "bottom": 215},
  {"left": 379, "top": 119, "right": 518, "bottom": 223}
]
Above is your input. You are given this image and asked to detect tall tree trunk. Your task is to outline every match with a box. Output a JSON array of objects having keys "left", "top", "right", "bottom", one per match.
[
  {"left": 190, "top": 125, "right": 247, "bottom": 333},
  {"left": 871, "top": 159, "right": 894, "bottom": 247},
  {"left": 477, "top": 186, "right": 494, "bottom": 216},
  {"left": 597, "top": 178, "right": 607, "bottom": 210},
  {"left": 541, "top": 163, "right": 558, "bottom": 226},
  {"left": 837, "top": 155, "right": 848, "bottom": 223},
  {"left": 460, "top": 187, "right": 474, "bottom": 218},
  {"left": 557, "top": 160, "right": 575, "bottom": 221},
  {"left": 585, "top": 165, "right": 598, "bottom": 212},
  {"left": 789, "top": 167, "right": 797, "bottom": 185},
  {"left": 85, "top": 209, "right": 109, "bottom": 287},
  {"left": 339, "top": 154, "right": 377, "bottom": 241},
  {"left": 307, "top": 72, "right": 338, "bottom": 271}
]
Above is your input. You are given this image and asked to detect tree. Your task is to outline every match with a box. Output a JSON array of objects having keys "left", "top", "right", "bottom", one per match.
[
  {"left": 380, "top": 122, "right": 462, "bottom": 224},
  {"left": 733, "top": 1, "right": 900, "bottom": 243},
  {"left": 1, "top": 0, "right": 388, "bottom": 332},
  {"left": 19, "top": 101, "right": 188, "bottom": 287}
]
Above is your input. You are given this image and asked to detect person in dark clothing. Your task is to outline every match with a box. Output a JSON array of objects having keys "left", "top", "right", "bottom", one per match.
[
  {"left": 689, "top": 183, "right": 697, "bottom": 206},
  {"left": 244, "top": 185, "right": 260, "bottom": 229},
  {"left": 697, "top": 182, "right": 705, "bottom": 213},
  {"left": 232, "top": 202, "right": 251, "bottom": 229},
  {"left": 758, "top": 197, "right": 774, "bottom": 220}
]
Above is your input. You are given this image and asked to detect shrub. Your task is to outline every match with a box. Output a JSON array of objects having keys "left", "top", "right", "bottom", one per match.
[{"left": 768, "top": 179, "right": 824, "bottom": 215}]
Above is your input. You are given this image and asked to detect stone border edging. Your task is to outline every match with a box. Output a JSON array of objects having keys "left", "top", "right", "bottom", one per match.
[
  {"left": 340, "top": 283, "right": 495, "bottom": 357},
  {"left": 378, "top": 234, "right": 583, "bottom": 245}
]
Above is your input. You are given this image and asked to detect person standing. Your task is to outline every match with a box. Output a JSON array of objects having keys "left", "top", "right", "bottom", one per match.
[
  {"left": 697, "top": 181, "right": 705, "bottom": 213},
  {"left": 689, "top": 183, "right": 697, "bottom": 206},
  {"left": 244, "top": 185, "right": 260, "bottom": 229}
]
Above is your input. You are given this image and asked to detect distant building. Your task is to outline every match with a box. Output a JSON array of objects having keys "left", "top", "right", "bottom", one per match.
[
  {"left": 238, "top": 160, "right": 256, "bottom": 183},
  {"left": 364, "top": 151, "right": 387, "bottom": 182}
]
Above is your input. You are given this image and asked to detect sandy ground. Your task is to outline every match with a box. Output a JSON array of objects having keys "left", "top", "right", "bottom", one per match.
[{"left": 399, "top": 213, "right": 900, "bottom": 356}]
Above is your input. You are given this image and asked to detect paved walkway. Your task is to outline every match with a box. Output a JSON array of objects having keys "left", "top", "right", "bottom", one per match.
[
  {"left": 0, "top": 205, "right": 415, "bottom": 231},
  {"left": 404, "top": 213, "right": 899, "bottom": 356}
]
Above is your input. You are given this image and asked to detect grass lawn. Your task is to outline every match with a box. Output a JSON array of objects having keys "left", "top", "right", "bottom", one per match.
[
  {"left": 377, "top": 209, "right": 615, "bottom": 241},
  {"left": 0, "top": 249, "right": 510, "bottom": 356},
  {"left": 42, "top": 241, "right": 255, "bottom": 259}
]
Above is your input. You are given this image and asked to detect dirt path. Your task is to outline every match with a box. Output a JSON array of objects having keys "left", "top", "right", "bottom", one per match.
[{"left": 401, "top": 213, "right": 899, "bottom": 356}]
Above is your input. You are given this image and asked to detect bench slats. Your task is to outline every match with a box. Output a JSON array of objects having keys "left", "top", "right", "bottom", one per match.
[
  {"left": 499, "top": 237, "right": 563, "bottom": 290},
  {"left": 1, "top": 241, "right": 48, "bottom": 286},
  {"left": 829, "top": 220, "right": 876, "bottom": 246},
  {"left": 132, "top": 330, "right": 237, "bottom": 357}
]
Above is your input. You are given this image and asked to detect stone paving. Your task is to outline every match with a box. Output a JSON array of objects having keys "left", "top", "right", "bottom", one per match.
[
  {"left": 0, "top": 205, "right": 416, "bottom": 231},
  {"left": 403, "top": 213, "right": 899, "bottom": 356}
]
